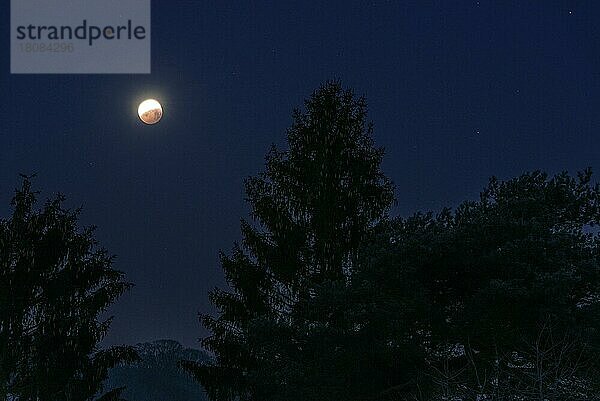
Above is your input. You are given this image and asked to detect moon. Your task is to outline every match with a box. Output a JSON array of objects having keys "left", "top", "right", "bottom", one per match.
[{"left": 138, "top": 99, "right": 163, "bottom": 125}]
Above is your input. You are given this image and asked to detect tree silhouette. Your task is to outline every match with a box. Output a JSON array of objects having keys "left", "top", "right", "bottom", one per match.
[
  {"left": 358, "top": 169, "right": 600, "bottom": 400},
  {"left": 183, "top": 81, "right": 394, "bottom": 401},
  {"left": 184, "top": 82, "right": 600, "bottom": 401},
  {"left": 0, "top": 177, "right": 136, "bottom": 401}
]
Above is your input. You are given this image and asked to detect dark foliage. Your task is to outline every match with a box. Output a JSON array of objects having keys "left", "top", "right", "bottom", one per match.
[
  {"left": 357, "top": 169, "right": 600, "bottom": 400},
  {"left": 0, "top": 177, "right": 136, "bottom": 401},
  {"left": 185, "top": 81, "right": 394, "bottom": 401},
  {"left": 187, "top": 81, "right": 600, "bottom": 401}
]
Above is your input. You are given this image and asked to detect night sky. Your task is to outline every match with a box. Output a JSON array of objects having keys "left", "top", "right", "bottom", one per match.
[{"left": 1, "top": 1, "right": 599, "bottom": 348}]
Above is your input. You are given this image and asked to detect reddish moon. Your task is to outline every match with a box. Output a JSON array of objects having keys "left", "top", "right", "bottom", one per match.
[{"left": 138, "top": 99, "right": 163, "bottom": 125}]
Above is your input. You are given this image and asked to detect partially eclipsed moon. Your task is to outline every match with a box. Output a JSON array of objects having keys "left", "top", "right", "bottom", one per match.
[{"left": 138, "top": 99, "right": 163, "bottom": 125}]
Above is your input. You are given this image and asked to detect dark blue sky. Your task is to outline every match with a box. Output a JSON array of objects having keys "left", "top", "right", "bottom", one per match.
[{"left": 1, "top": 1, "right": 599, "bottom": 348}]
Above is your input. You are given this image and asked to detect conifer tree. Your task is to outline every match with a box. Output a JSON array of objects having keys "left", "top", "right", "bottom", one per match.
[
  {"left": 0, "top": 177, "right": 136, "bottom": 401},
  {"left": 184, "top": 82, "right": 394, "bottom": 401}
]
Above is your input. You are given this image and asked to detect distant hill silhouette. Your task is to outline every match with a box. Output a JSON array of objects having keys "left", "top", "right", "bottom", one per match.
[{"left": 104, "top": 340, "right": 209, "bottom": 401}]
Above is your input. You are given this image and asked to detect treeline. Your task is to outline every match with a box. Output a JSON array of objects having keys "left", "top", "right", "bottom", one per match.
[
  {"left": 182, "top": 82, "right": 600, "bottom": 401},
  {"left": 2, "top": 82, "right": 600, "bottom": 401}
]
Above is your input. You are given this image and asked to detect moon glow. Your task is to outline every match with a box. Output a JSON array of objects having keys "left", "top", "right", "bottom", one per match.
[{"left": 138, "top": 99, "right": 163, "bottom": 125}]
